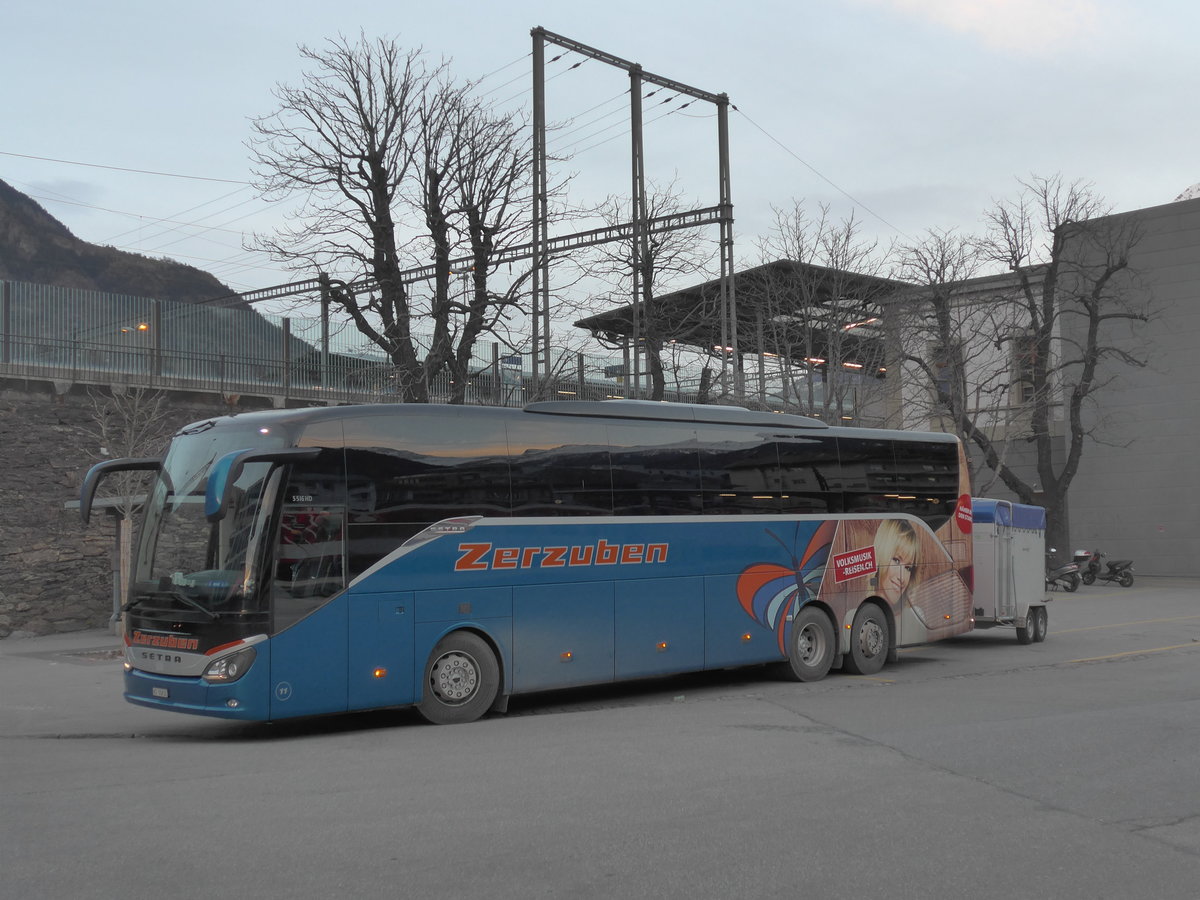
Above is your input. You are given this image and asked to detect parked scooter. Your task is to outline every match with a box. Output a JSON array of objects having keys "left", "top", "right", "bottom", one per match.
[
  {"left": 1045, "top": 549, "right": 1081, "bottom": 592},
  {"left": 1074, "top": 549, "right": 1135, "bottom": 587}
]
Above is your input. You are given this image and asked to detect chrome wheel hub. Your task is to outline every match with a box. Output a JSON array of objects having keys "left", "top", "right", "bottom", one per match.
[{"left": 431, "top": 651, "right": 479, "bottom": 704}]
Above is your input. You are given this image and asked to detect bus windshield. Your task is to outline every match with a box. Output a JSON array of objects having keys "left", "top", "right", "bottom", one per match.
[{"left": 131, "top": 423, "right": 288, "bottom": 620}]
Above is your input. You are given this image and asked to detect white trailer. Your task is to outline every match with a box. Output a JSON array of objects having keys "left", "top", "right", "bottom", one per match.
[{"left": 971, "top": 498, "right": 1049, "bottom": 643}]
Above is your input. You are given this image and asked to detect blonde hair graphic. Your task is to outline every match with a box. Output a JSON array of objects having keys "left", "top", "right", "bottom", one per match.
[{"left": 873, "top": 519, "right": 921, "bottom": 605}]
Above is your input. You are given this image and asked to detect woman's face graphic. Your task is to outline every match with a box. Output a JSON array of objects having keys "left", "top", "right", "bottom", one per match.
[{"left": 879, "top": 547, "right": 915, "bottom": 603}]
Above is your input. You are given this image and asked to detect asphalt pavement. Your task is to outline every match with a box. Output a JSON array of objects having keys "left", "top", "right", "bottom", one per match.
[{"left": 4, "top": 580, "right": 1200, "bottom": 900}]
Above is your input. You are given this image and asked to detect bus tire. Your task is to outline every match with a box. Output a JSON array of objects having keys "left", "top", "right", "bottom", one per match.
[
  {"left": 843, "top": 603, "right": 889, "bottom": 676},
  {"left": 1033, "top": 607, "right": 1048, "bottom": 643},
  {"left": 417, "top": 632, "right": 500, "bottom": 725},
  {"left": 779, "top": 605, "right": 836, "bottom": 682}
]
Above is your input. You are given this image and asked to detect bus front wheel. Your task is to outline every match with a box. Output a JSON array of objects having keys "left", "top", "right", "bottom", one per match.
[
  {"left": 418, "top": 632, "right": 500, "bottom": 725},
  {"left": 778, "top": 605, "right": 836, "bottom": 682},
  {"left": 843, "top": 604, "right": 889, "bottom": 676}
]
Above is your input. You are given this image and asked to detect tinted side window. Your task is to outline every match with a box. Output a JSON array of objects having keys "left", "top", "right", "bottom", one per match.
[
  {"left": 775, "top": 434, "right": 841, "bottom": 514},
  {"left": 506, "top": 417, "right": 612, "bottom": 516},
  {"left": 607, "top": 422, "right": 702, "bottom": 515},
  {"left": 273, "top": 450, "right": 348, "bottom": 632},
  {"left": 695, "top": 425, "right": 781, "bottom": 514},
  {"left": 891, "top": 439, "right": 959, "bottom": 529},
  {"left": 341, "top": 411, "right": 512, "bottom": 576},
  {"left": 837, "top": 436, "right": 899, "bottom": 515}
]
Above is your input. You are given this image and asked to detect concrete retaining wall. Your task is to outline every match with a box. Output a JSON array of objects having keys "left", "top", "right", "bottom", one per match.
[{"left": 0, "top": 378, "right": 279, "bottom": 637}]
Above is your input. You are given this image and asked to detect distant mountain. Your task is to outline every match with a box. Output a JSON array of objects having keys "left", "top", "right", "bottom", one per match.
[
  {"left": 1176, "top": 183, "right": 1200, "bottom": 202},
  {"left": 0, "top": 178, "right": 335, "bottom": 375},
  {"left": 0, "top": 177, "right": 244, "bottom": 306}
]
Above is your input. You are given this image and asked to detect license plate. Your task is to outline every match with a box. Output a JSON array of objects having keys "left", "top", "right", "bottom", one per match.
[{"left": 152, "top": 687, "right": 169, "bottom": 699}]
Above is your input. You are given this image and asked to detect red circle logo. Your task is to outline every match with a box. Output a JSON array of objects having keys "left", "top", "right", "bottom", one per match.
[{"left": 954, "top": 494, "right": 973, "bottom": 533}]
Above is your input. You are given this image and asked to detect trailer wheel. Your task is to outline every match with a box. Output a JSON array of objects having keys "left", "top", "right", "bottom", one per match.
[
  {"left": 417, "top": 632, "right": 499, "bottom": 725},
  {"left": 843, "top": 603, "right": 889, "bottom": 676},
  {"left": 1033, "top": 607, "right": 1048, "bottom": 643},
  {"left": 778, "top": 605, "right": 836, "bottom": 682},
  {"left": 1017, "top": 613, "right": 1036, "bottom": 644}
]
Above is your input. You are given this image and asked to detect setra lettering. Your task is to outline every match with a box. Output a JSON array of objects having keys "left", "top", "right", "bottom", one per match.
[{"left": 139, "top": 651, "right": 184, "bottom": 663}]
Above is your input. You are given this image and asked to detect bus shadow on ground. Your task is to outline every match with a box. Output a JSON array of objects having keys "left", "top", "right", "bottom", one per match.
[{"left": 131, "top": 663, "right": 907, "bottom": 742}]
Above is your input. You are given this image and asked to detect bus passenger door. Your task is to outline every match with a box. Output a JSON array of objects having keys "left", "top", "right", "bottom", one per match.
[{"left": 269, "top": 453, "right": 351, "bottom": 719}]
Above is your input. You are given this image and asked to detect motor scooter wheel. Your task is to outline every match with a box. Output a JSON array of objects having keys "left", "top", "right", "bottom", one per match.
[
  {"left": 1081, "top": 571, "right": 1096, "bottom": 586},
  {"left": 1118, "top": 571, "right": 1134, "bottom": 588},
  {"left": 1063, "top": 573, "right": 1080, "bottom": 592}
]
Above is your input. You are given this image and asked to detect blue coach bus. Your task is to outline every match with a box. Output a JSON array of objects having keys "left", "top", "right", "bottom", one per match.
[{"left": 80, "top": 400, "right": 974, "bottom": 725}]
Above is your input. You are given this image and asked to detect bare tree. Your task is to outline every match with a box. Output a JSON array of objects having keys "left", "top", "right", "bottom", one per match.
[
  {"left": 81, "top": 388, "right": 177, "bottom": 624},
  {"left": 249, "top": 34, "right": 541, "bottom": 403},
  {"left": 892, "top": 175, "right": 1149, "bottom": 551},
  {"left": 753, "top": 203, "right": 893, "bottom": 422},
  {"left": 442, "top": 98, "right": 537, "bottom": 402},
  {"left": 580, "top": 180, "right": 718, "bottom": 400},
  {"left": 83, "top": 388, "right": 175, "bottom": 518},
  {"left": 891, "top": 227, "right": 1049, "bottom": 499}
]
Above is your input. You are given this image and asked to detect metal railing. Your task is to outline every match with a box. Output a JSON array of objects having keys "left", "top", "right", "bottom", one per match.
[
  {"left": 0, "top": 280, "right": 711, "bottom": 407},
  {"left": 0, "top": 279, "right": 888, "bottom": 422}
]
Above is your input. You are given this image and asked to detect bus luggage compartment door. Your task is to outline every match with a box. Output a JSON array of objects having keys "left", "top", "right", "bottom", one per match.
[
  {"left": 348, "top": 592, "right": 415, "bottom": 711},
  {"left": 513, "top": 582, "right": 615, "bottom": 692},
  {"left": 615, "top": 577, "right": 704, "bottom": 679}
]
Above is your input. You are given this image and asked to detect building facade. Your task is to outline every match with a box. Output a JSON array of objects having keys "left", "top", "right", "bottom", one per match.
[
  {"left": 890, "top": 197, "right": 1200, "bottom": 574},
  {"left": 1064, "top": 197, "right": 1200, "bottom": 575}
]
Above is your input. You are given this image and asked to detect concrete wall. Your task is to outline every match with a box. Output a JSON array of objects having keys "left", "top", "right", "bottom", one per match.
[{"left": 1067, "top": 198, "right": 1200, "bottom": 574}]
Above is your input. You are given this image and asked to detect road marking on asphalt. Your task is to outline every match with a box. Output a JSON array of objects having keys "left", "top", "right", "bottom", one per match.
[
  {"left": 1069, "top": 642, "right": 1200, "bottom": 664},
  {"left": 1054, "top": 614, "right": 1200, "bottom": 635}
]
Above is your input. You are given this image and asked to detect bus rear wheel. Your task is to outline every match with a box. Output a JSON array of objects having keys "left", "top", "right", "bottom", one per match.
[
  {"left": 779, "top": 605, "right": 835, "bottom": 682},
  {"left": 418, "top": 632, "right": 500, "bottom": 725},
  {"left": 843, "top": 603, "right": 889, "bottom": 676}
]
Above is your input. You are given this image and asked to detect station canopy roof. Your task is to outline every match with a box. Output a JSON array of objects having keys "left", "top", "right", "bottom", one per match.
[{"left": 574, "top": 259, "right": 906, "bottom": 373}]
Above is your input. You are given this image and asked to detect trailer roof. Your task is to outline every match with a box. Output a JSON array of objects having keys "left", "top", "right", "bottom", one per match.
[{"left": 972, "top": 498, "right": 1046, "bottom": 530}]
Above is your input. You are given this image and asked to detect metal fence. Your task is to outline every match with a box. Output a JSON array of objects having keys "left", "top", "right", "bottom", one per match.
[{"left": 0, "top": 280, "right": 710, "bottom": 407}]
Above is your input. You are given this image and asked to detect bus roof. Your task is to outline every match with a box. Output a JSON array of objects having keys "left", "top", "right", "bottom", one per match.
[{"left": 174, "top": 400, "right": 961, "bottom": 444}]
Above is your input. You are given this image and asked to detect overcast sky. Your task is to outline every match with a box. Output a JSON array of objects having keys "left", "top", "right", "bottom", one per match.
[{"left": 4, "top": 0, "right": 1196, "bottom": 304}]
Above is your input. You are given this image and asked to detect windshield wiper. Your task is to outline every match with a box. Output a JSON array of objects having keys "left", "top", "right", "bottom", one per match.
[
  {"left": 122, "top": 589, "right": 218, "bottom": 620},
  {"left": 178, "top": 419, "right": 217, "bottom": 436},
  {"left": 120, "top": 595, "right": 150, "bottom": 613},
  {"left": 167, "top": 589, "right": 220, "bottom": 620}
]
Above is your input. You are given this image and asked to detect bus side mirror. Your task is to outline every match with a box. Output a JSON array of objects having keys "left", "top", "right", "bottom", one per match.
[
  {"left": 79, "top": 458, "right": 162, "bottom": 526},
  {"left": 205, "top": 448, "right": 322, "bottom": 522}
]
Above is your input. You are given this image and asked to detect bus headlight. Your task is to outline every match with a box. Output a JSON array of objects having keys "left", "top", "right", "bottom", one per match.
[{"left": 202, "top": 647, "right": 257, "bottom": 684}]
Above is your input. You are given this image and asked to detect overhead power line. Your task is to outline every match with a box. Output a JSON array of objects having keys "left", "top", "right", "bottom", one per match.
[
  {"left": 0, "top": 149, "right": 248, "bottom": 184},
  {"left": 732, "top": 108, "right": 907, "bottom": 237}
]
